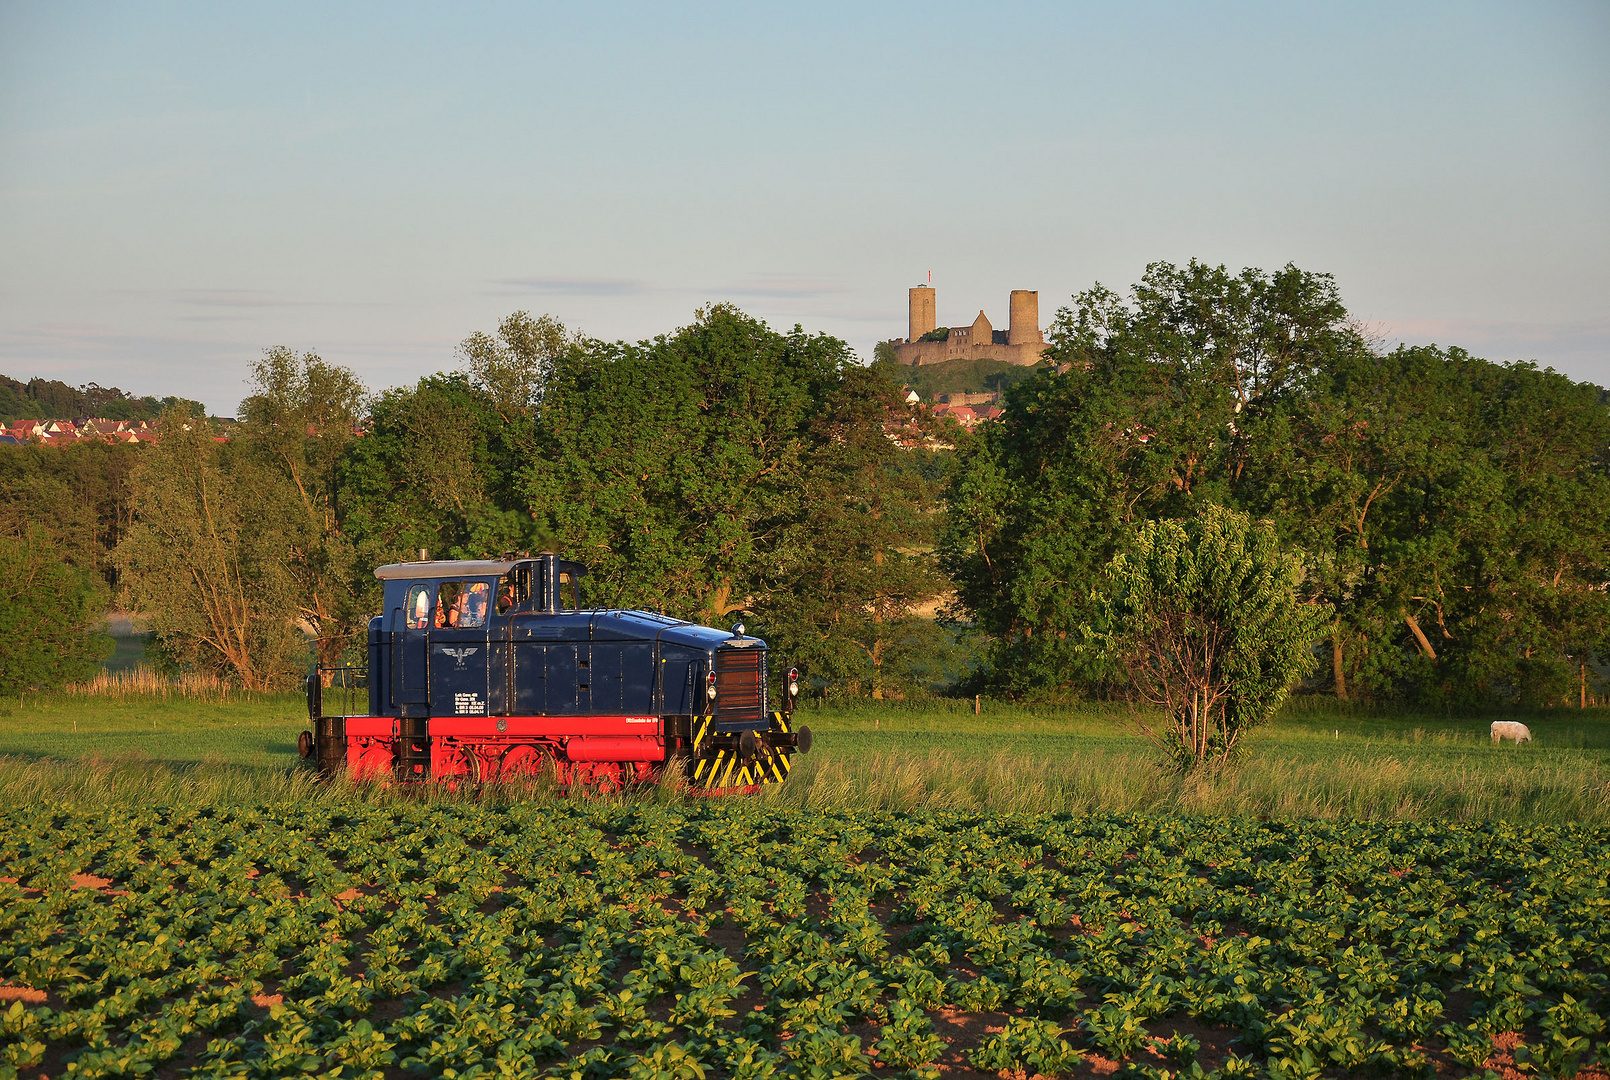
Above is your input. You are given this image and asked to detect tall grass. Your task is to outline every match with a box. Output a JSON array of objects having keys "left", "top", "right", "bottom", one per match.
[
  {"left": 5, "top": 748, "right": 1604, "bottom": 823},
  {"left": 764, "top": 745, "right": 1610, "bottom": 824},
  {"left": 0, "top": 753, "right": 581, "bottom": 808},
  {"left": 64, "top": 665, "right": 242, "bottom": 702}
]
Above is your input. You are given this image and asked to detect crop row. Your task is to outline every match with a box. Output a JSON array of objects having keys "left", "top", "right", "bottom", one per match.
[{"left": 1, "top": 802, "right": 1607, "bottom": 1079}]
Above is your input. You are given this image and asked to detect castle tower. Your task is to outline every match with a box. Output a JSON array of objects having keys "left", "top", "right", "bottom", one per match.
[
  {"left": 908, "top": 286, "right": 936, "bottom": 341},
  {"left": 1008, "top": 290, "right": 1042, "bottom": 346}
]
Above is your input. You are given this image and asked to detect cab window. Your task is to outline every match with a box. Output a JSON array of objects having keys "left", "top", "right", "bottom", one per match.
[
  {"left": 405, "top": 585, "right": 431, "bottom": 629},
  {"left": 496, "top": 567, "right": 529, "bottom": 614},
  {"left": 435, "top": 581, "right": 490, "bottom": 628}
]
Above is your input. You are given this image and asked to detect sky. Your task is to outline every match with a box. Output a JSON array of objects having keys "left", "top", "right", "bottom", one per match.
[{"left": 1, "top": 1, "right": 1606, "bottom": 414}]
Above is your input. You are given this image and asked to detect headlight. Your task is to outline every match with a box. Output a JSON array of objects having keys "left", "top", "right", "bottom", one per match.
[
  {"left": 706, "top": 671, "right": 717, "bottom": 701},
  {"left": 787, "top": 667, "right": 799, "bottom": 697}
]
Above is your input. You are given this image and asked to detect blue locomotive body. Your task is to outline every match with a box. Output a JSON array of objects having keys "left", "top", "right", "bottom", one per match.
[{"left": 306, "top": 553, "right": 809, "bottom": 791}]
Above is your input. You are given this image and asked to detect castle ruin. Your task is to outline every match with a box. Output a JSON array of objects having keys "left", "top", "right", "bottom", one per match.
[{"left": 887, "top": 286, "right": 1049, "bottom": 366}]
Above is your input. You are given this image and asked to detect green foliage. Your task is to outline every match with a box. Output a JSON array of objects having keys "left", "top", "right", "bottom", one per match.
[
  {"left": 760, "top": 367, "right": 951, "bottom": 698},
  {"left": 237, "top": 347, "right": 369, "bottom": 670},
  {"left": 2, "top": 804, "right": 1607, "bottom": 1078},
  {"left": 877, "top": 354, "right": 1042, "bottom": 403},
  {"left": 523, "top": 304, "right": 849, "bottom": 623},
  {"left": 523, "top": 305, "right": 948, "bottom": 693},
  {"left": 1245, "top": 345, "right": 1610, "bottom": 706},
  {"left": 942, "top": 258, "right": 1610, "bottom": 708},
  {"left": 968, "top": 1016, "right": 1083, "bottom": 1074},
  {"left": 0, "top": 439, "right": 140, "bottom": 595},
  {"left": 459, "top": 309, "right": 571, "bottom": 420},
  {"left": 337, "top": 372, "right": 530, "bottom": 631},
  {"left": 1089, "top": 505, "right": 1330, "bottom": 770},
  {"left": 0, "top": 373, "right": 204, "bottom": 423},
  {"left": 113, "top": 407, "right": 305, "bottom": 690},
  {"left": 0, "top": 527, "right": 111, "bottom": 692}
]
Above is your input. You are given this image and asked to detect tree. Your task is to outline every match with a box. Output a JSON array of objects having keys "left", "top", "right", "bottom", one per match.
[
  {"left": 0, "top": 527, "right": 111, "bottom": 693},
  {"left": 521, "top": 304, "right": 849, "bottom": 624},
  {"left": 1241, "top": 345, "right": 1610, "bottom": 705},
  {"left": 237, "top": 348, "right": 368, "bottom": 672},
  {"left": 1087, "top": 505, "right": 1330, "bottom": 771},
  {"left": 760, "top": 365, "right": 952, "bottom": 698},
  {"left": 940, "top": 260, "right": 1360, "bottom": 697},
  {"left": 0, "top": 440, "right": 141, "bottom": 595},
  {"left": 114, "top": 407, "right": 303, "bottom": 689},
  {"left": 339, "top": 373, "right": 527, "bottom": 590},
  {"left": 458, "top": 311, "right": 570, "bottom": 421}
]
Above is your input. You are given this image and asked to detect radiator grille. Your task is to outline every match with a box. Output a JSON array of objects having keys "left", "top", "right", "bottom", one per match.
[{"left": 715, "top": 647, "right": 766, "bottom": 722}]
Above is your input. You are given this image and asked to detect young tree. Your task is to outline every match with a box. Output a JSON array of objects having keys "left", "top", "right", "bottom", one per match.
[{"left": 1088, "top": 505, "right": 1330, "bottom": 771}]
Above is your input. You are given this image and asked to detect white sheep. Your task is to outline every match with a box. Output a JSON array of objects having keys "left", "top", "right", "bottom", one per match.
[{"left": 1490, "top": 721, "right": 1532, "bottom": 744}]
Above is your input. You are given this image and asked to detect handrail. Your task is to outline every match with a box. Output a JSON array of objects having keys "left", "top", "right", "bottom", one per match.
[{"left": 314, "top": 665, "right": 369, "bottom": 719}]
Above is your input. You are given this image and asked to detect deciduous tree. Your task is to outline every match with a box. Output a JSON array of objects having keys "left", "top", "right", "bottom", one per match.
[
  {"left": 1087, "top": 505, "right": 1329, "bottom": 770},
  {"left": 237, "top": 348, "right": 368, "bottom": 672},
  {"left": 0, "top": 527, "right": 111, "bottom": 693},
  {"left": 114, "top": 408, "right": 303, "bottom": 689}
]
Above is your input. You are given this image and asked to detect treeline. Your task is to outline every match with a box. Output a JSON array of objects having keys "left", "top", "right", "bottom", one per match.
[
  {"left": 943, "top": 261, "right": 1610, "bottom": 707},
  {"left": 5, "top": 262, "right": 1607, "bottom": 707},
  {"left": 0, "top": 374, "right": 203, "bottom": 423},
  {"left": 101, "top": 307, "right": 952, "bottom": 694}
]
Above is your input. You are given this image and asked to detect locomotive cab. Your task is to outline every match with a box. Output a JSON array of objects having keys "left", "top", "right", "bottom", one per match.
[{"left": 309, "top": 553, "right": 809, "bottom": 792}]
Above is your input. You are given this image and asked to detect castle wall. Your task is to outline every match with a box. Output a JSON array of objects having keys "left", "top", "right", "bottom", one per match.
[
  {"left": 888, "top": 339, "right": 1048, "bottom": 367},
  {"left": 889, "top": 286, "right": 1050, "bottom": 367}
]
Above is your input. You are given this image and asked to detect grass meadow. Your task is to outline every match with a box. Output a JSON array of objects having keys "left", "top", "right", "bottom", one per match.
[{"left": 0, "top": 687, "right": 1606, "bottom": 823}]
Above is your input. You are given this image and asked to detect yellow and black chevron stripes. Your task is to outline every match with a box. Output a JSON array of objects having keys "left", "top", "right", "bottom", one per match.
[
  {"left": 691, "top": 715, "right": 714, "bottom": 755},
  {"left": 689, "top": 746, "right": 791, "bottom": 788},
  {"left": 687, "top": 712, "right": 800, "bottom": 790},
  {"left": 691, "top": 748, "right": 757, "bottom": 789}
]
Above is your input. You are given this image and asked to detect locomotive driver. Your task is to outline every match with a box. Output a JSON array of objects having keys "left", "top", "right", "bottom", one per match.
[{"left": 461, "top": 582, "right": 489, "bottom": 627}]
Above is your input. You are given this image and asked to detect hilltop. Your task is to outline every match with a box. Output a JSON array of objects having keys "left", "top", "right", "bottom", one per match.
[
  {"left": 872, "top": 352, "right": 1048, "bottom": 403},
  {"left": 0, "top": 374, "right": 205, "bottom": 423}
]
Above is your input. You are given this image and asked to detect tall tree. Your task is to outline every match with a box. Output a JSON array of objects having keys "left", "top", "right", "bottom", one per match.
[
  {"left": 114, "top": 408, "right": 303, "bottom": 689},
  {"left": 237, "top": 348, "right": 368, "bottom": 672},
  {"left": 339, "top": 372, "right": 527, "bottom": 579},
  {"left": 1245, "top": 346, "right": 1610, "bottom": 704},
  {"left": 943, "top": 259, "right": 1610, "bottom": 706},
  {"left": 941, "top": 261, "right": 1360, "bottom": 694},
  {"left": 522, "top": 304, "right": 847, "bottom": 624},
  {"left": 761, "top": 365, "right": 951, "bottom": 698},
  {"left": 458, "top": 311, "right": 570, "bottom": 421}
]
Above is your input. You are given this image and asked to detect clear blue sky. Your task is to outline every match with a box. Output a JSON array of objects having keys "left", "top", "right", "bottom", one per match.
[{"left": 2, "top": 1, "right": 1606, "bottom": 413}]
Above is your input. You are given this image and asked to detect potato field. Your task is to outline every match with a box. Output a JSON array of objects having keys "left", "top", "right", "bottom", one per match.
[{"left": 2, "top": 802, "right": 1607, "bottom": 1079}]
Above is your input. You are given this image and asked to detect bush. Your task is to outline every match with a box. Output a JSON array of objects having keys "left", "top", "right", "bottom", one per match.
[{"left": 0, "top": 527, "right": 111, "bottom": 693}]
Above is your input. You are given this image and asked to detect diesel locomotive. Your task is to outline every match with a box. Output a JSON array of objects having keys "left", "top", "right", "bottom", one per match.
[{"left": 300, "top": 553, "right": 811, "bottom": 793}]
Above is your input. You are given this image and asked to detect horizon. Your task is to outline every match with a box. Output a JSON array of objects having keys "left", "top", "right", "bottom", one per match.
[{"left": 2, "top": 2, "right": 1606, "bottom": 414}]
